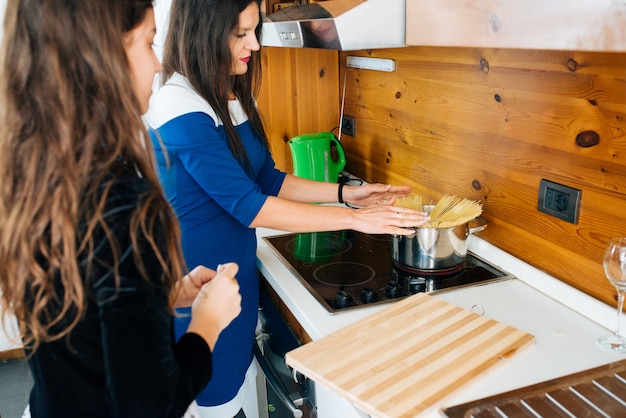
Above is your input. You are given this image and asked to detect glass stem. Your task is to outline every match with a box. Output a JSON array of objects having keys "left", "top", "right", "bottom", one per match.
[{"left": 614, "top": 290, "right": 625, "bottom": 338}]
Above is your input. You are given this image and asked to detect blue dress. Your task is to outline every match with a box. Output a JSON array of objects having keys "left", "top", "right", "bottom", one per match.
[{"left": 147, "top": 73, "right": 286, "bottom": 406}]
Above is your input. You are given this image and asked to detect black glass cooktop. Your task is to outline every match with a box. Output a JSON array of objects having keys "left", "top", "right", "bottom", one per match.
[{"left": 263, "top": 230, "right": 514, "bottom": 314}]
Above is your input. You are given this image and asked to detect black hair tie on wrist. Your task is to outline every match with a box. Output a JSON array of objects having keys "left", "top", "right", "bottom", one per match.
[{"left": 338, "top": 182, "right": 346, "bottom": 204}]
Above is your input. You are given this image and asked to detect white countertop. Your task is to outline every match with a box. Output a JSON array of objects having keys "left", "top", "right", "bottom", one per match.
[{"left": 256, "top": 225, "right": 626, "bottom": 417}]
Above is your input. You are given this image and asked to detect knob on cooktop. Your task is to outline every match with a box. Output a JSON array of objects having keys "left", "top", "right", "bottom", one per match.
[
  {"left": 334, "top": 290, "right": 354, "bottom": 308},
  {"left": 408, "top": 277, "right": 426, "bottom": 294},
  {"left": 360, "top": 287, "right": 378, "bottom": 304},
  {"left": 385, "top": 281, "right": 403, "bottom": 299}
]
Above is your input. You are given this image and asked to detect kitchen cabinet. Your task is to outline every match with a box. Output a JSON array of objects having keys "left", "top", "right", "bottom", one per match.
[{"left": 405, "top": 0, "right": 626, "bottom": 52}]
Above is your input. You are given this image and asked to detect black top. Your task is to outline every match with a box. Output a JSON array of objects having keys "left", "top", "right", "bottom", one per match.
[{"left": 26, "top": 170, "right": 212, "bottom": 417}]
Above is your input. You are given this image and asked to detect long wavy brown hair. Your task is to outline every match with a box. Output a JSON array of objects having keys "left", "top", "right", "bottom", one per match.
[{"left": 0, "top": 0, "right": 186, "bottom": 353}]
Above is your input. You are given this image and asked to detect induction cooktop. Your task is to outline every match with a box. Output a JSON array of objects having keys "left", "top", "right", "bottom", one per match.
[{"left": 263, "top": 230, "right": 514, "bottom": 314}]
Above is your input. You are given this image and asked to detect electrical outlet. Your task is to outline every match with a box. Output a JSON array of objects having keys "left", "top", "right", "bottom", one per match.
[
  {"left": 341, "top": 115, "right": 356, "bottom": 137},
  {"left": 537, "top": 179, "right": 581, "bottom": 224}
]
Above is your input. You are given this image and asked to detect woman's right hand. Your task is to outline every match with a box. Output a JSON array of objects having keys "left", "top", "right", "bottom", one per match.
[
  {"left": 187, "top": 262, "right": 242, "bottom": 350},
  {"left": 351, "top": 205, "right": 430, "bottom": 236}
]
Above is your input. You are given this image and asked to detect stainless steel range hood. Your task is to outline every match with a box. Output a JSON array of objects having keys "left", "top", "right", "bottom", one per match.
[{"left": 262, "top": 0, "right": 405, "bottom": 50}]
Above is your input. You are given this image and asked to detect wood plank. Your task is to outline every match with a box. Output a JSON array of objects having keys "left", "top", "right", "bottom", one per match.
[
  {"left": 522, "top": 395, "right": 573, "bottom": 417},
  {"left": 593, "top": 375, "right": 626, "bottom": 403},
  {"left": 494, "top": 402, "right": 536, "bottom": 417},
  {"left": 570, "top": 381, "right": 626, "bottom": 416},
  {"left": 546, "top": 388, "right": 605, "bottom": 417},
  {"left": 286, "top": 293, "right": 534, "bottom": 418},
  {"left": 472, "top": 411, "right": 500, "bottom": 418},
  {"left": 381, "top": 47, "right": 626, "bottom": 77},
  {"left": 258, "top": 47, "right": 340, "bottom": 173},
  {"left": 341, "top": 50, "right": 626, "bottom": 182}
]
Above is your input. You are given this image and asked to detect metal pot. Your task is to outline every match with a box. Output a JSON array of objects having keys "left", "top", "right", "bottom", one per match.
[{"left": 392, "top": 217, "right": 487, "bottom": 271}]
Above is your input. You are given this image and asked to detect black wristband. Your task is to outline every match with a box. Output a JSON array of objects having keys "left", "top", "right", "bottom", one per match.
[{"left": 338, "top": 182, "right": 346, "bottom": 204}]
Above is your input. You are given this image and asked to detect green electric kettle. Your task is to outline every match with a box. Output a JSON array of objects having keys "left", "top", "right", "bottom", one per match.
[{"left": 288, "top": 132, "right": 346, "bottom": 183}]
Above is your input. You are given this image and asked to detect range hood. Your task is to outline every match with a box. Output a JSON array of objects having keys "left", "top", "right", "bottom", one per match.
[{"left": 262, "top": 0, "right": 405, "bottom": 50}]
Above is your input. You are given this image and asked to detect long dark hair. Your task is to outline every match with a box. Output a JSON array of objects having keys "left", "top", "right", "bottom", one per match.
[
  {"left": 162, "top": 0, "right": 267, "bottom": 170},
  {"left": 0, "top": 0, "right": 186, "bottom": 352}
]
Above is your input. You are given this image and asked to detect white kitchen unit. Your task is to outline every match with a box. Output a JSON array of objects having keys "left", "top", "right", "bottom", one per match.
[{"left": 256, "top": 226, "right": 626, "bottom": 417}]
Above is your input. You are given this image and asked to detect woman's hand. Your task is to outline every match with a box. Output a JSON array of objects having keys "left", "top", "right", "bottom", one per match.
[
  {"left": 187, "top": 262, "right": 242, "bottom": 350},
  {"left": 342, "top": 183, "right": 412, "bottom": 208},
  {"left": 351, "top": 204, "right": 430, "bottom": 236},
  {"left": 174, "top": 265, "right": 219, "bottom": 308}
]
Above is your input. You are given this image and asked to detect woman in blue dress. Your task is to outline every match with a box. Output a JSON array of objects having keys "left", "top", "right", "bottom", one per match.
[{"left": 147, "top": 0, "right": 429, "bottom": 416}]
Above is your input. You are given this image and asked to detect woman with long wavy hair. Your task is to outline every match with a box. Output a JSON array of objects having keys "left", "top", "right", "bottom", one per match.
[{"left": 0, "top": 1, "right": 241, "bottom": 416}]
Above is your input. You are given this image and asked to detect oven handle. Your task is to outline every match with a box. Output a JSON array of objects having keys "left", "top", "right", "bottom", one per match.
[{"left": 254, "top": 334, "right": 305, "bottom": 418}]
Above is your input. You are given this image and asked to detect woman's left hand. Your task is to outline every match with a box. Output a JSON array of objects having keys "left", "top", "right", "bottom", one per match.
[
  {"left": 174, "top": 265, "right": 218, "bottom": 308},
  {"left": 342, "top": 183, "right": 412, "bottom": 207}
]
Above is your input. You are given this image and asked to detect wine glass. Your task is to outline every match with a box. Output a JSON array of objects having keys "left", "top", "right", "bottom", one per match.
[{"left": 597, "top": 237, "right": 626, "bottom": 353}]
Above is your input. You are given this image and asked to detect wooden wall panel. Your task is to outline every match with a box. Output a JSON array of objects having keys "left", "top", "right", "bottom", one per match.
[
  {"left": 258, "top": 47, "right": 340, "bottom": 172},
  {"left": 258, "top": 46, "right": 626, "bottom": 309},
  {"left": 337, "top": 47, "right": 626, "bottom": 307}
]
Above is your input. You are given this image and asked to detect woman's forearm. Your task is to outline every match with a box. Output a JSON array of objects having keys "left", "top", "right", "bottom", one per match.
[
  {"left": 276, "top": 174, "right": 341, "bottom": 203},
  {"left": 249, "top": 196, "right": 428, "bottom": 236}
]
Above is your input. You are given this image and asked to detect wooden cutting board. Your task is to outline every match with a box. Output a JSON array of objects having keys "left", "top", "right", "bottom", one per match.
[{"left": 285, "top": 293, "right": 534, "bottom": 418}]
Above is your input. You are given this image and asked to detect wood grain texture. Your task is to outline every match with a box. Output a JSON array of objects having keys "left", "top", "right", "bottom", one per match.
[
  {"left": 258, "top": 47, "right": 340, "bottom": 173},
  {"left": 285, "top": 293, "right": 534, "bottom": 418},
  {"left": 406, "top": 0, "right": 626, "bottom": 52},
  {"left": 335, "top": 47, "right": 626, "bottom": 309},
  {"left": 257, "top": 46, "right": 626, "bottom": 310}
]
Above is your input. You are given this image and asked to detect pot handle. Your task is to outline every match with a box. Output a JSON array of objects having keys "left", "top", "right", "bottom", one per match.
[{"left": 468, "top": 217, "right": 487, "bottom": 234}]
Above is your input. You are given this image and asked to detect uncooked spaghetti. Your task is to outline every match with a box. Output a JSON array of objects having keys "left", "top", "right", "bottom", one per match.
[
  {"left": 394, "top": 194, "right": 423, "bottom": 211},
  {"left": 395, "top": 194, "right": 482, "bottom": 228}
]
